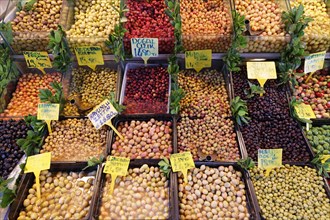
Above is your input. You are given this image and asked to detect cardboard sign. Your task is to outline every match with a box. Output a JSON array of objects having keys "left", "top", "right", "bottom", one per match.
[
  {"left": 170, "top": 152, "right": 195, "bottom": 183},
  {"left": 131, "top": 38, "right": 159, "bottom": 64},
  {"left": 247, "top": 62, "right": 277, "bottom": 93},
  {"left": 304, "top": 51, "right": 326, "bottom": 74},
  {"left": 25, "top": 152, "right": 51, "bottom": 198},
  {"left": 23, "top": 51, "right": 52, "bottom": 74},
  {"left": 87, "top": 99, "right": 123, "bottom": 140},
  {"left": 185, "top": 50, "right": 212, "bottom": 73},
  {"left": 37, "top": 103, "right": 60, "bottom": 134},
  {"left": 74, "top": 46, "right": 104, "bottom": 70},
  {"left": 258, "top": 149, "right": 282, "bottom": 176},
  {"left": 103, "top": 156, "right": 130, "bottom": 194}
]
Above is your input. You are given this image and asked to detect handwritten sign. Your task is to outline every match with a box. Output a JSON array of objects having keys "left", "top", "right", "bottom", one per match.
[
  {"left": 23, "top": 51, "right": 52, "bottom": 74},
  {"left": 74, "top": 46, "right": 104, "bottom": 70},
  {"left": 131, "top": 38, "right": 159, "bottom": 64},
  {"left": 87, "top": 99, "right": 123, "bottom": 140},
  {"left": 170, "top": 152, "right": 195, "bottom": 183},
  {"left": 25, "top": 152, "right": 51, "bottom": 198},
  {"left": 294, "top": 102, "right": 316, "bottom": 129},
  {"left": 104, "top": 156, "right": 130, "bottom": 194},
  {"left": 247, "top": 62, "right": 277, "bottom": 94},
  {"left": 304, "top": 51, "right": 326, "bottom": 74},
  {"left": 185, "top": 50, "right": 212, "bottom": 72},
  {"left": 258, "top": 149, "right": 282, "bottom": 176},
  {"left": 37, "top": 103, "right": 60, "bottom": 134}
]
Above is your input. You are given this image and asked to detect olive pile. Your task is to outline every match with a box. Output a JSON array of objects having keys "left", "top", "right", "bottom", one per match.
[
  {"left": 99, "top": 165, "right": 169, "bottom": 219},
  {"left": 178, "top": 165, "right": 250, "bottom": 219},
  {"left": 250, "top": 165, "right": 330, "bottom": 219},
  {"left": 305, "top": 125, "right": 330, "bottom": 155},
  {"left": 177, "top": 70, "right": 240, "bottom": 161},
  {"left": 40, "top": 119, "right": 107, "bottom": 161},
  {"left": 17, "top": 170, "right": 96, "bottom": 220},
  {"left": 0, "top": 120, "right": 28, "bottom": 179}
]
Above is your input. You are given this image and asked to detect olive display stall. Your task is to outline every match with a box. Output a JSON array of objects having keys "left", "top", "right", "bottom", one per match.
[{"left": 1, "top": 0, "right": 330, "bottom": 220}]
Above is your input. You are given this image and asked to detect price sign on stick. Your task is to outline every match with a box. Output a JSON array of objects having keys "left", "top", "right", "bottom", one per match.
[
  {"left": 74, "top": 46, "right": 104, "bottom": 70},
  {"left": 170, "top": 152, "right": 195, "bottom": 183},
  {"left": 37, "top": 103, "right": 60, "bottom": 134},
  {"left": 25, "top": 152, "right": 51, "bottom": 199},
  {"left": 23, "top": 51, "right": 52, "bottom": 74},
  {"left": 294, "top": 103, "right": 316, "bottom": 131},
  {"left": 103, "top": 156, "right": 130, "bottom": 194},
  {"left": 258, "top": 149, "right": 282, "bottom": 176},
  {"left": 304, "top": 51, "right": 326, "bottom": 83},
  {"left": 185, "top": 50, "right": 212, "bottom": 73},
  {"left": 87, "top": 99, "right": 123, "bottom": 140},
  {"left": 131, "top": 38, "right": 159, "bottom": 64},
  {"left": 247, "top": 61, "right": 277, "bottom": 96}
]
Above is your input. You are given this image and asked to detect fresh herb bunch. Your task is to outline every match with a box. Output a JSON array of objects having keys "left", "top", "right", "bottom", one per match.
[
  {"left": 48, "top": 25, "right": 72, "bottom": 72},
  {"left": 17, "top": 0, "right": 37, "bottom": 12},
  {"left": 230, "top": 96, "right": 250, "bottom": 126},
  {"left": 223, "top": 10, "right": 247, "bottom": 72},
  {"left": 158, "top": 158, "right": 171, "bottom": 179},
  {"left": 311, "top": 153, "right": 330, "bottom": 178},
  {"left": 0, "top": 21, "right": 13, "bottom": 44},
  {"left": 0, "top": 177, "right": 16, "bottom": 208},
  {"left": 237, "top": 157, "right": 255, "bottom": 171},
  {"left": 104, "top": 92, "right": 126, "bottom": 113},
  {"left": 39, "top": 82, "right": 65, "bottom": 111},
  {"left": 83, "top": 155, "right": 105, "bottom": 170},
  {"left": 244, "top": 81, "right": 265, "bottom": 98},
  {"left": 165, "top": 0, "right": 185, "bottom": 115},
  {"left": 278, "top": 4, "right": 313, "bottom": 91},
  {"left": 106, "top": 1, "right": 128, "bottom": 63},
  {"left": 24, "top": 115, "right": 46, "bottom": 134},
  {"left": 289, "top": 97, "right": 312, "bottom": 124}
]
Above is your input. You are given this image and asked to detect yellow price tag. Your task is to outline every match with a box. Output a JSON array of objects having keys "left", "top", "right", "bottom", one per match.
[
  {"left": 37, "top": 103, "right": 60, "bottom": 134},
  {"left": 131, "top": 38, "right": 159, "bottom": 65},
  {"left": 87, "top": 99, "right": 123, "bottom": 140},
  {"left": 23, "top": 51, "right": 52, "bottom": 74},
  {"left": 25, "top": 152, "right": 51, "bottom": 198},
  {"left": 74, "top": 46, "right": 104, "bottom": 71},
  {"left": 258, "top": 149, "right": 282, "bottom": 176},
  {"left": 247, "top": 61, "right": 277, "bottom": 96},
  {"left": 304, "top": 51, "right": 326, "bottom": 74},
  {"left": 104, "top": 156, "right": 130, "bottom": 194},
  {"left": 185, "top": 50, "right": 212, "bottom": 73},
  {"left": 170, "top": 152, "right": 195, "bottom": 183},
  {"left": 294, "top": 103, "right": 316, "bottom": 119}
]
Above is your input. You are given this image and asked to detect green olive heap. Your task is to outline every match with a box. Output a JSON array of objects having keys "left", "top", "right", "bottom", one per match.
[
  {"left": 18, "top": 170, "right": 96, "bottom": 220},
  {"left": 178, "top": 165, "right": 250, "bottom": 219},
  {"left": 41, "top": 118, "right": 107, "bottom": 161},
  {"left": 250, "top": 165, "right": 330, "bottom": 220},
  {"left": 305, "top": 125, "right": 330, "bottom": 155},
  {"left": 99, "top": 165, "right": 169, "bottom": 219}
]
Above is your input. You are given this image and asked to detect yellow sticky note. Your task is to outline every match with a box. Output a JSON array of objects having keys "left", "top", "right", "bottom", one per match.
[
  {"left": 247, "top": 61, "right": 277, "bottom": 89},
  {"left": 74, "top": 46, "right": 104, "bottom": 70},
  {"left": 131, "top": 38, "right": 159, "bottom": 64},
  {"left": 294, "top": 103, "right": 316, "bottom": 119},
  {"left": 304, "top": 51, "right": 326, "bottom": 74},
  {"left": 258, "top": 149, "right": 282, "bottom": 171},
  {"left": 23, "top": 51, "right": 52, "bottom": 74},
  {"left": 170, "top": 152, "right": 195, "bottom": 183},
  {"left": 185, "top": 50, "right": 212, "bottom": 73},
  {"left": 103, "top": 156, "right": 130, "bottom": 195}
]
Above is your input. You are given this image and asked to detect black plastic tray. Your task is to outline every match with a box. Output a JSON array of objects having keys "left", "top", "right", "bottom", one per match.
[
  {"left": 90, "top": 162, "right": 176, "bottom": 220},
  {"left": 8, "top": 163, "right": 101, "bottom": 220},
  {"left": 172, "top": 162, "right": 259, "bottom": 220},
  {"left": 108, "top": 114, "right": 176, "bottom": 163}
]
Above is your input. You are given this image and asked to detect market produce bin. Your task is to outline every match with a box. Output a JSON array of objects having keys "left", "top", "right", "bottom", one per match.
[
  {"left": 0, "top": 61, "right": 63, "bottom": 118},
  {"left": 248, "top": 163, "right": 330, "bottom": 219},
  {"left": 61, "top": 61, "right": 122, "bottom": 117},
  {"left": 64, "top": 0, "right": 120, "bottom": 54},
  {"left": 180, "top": 0, "right": 233, "bottom": 53},
  {"left": 232, "top": 0, "right": 290, "bottom": 53},
  {"left": 289, "top": 0, "right": 330, "bottom": 53},
  {"left": 91, "top": 162, "right": 176, "bottom": 220},
  {"left": 123, "top": 0, "right": 175, "bottom": 55},
  {"left": 120, "top": 62, "right": 171, "bottom": 114},
  {"left": 5, "top": 0, "right": 71, "bottom": 54},
  {"left": 173, "top": 162, "right": 259, "bottom": 219},
  {"left": 108, "top": 114, "right": 176, "bottom": 161},
  {"left": 8, "top": 163, "right": 100, "bottom": 220}
]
